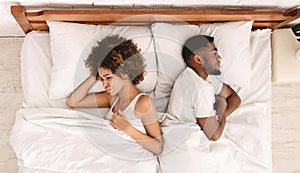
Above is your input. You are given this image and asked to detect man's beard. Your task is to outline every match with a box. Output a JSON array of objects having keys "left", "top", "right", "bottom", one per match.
[{"left": 209, "top": 68, "right": 221, "bottom": 75}]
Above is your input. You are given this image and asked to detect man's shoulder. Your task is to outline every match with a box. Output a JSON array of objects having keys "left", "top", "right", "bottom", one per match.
[{"left": 175, "top": 71, "right": 212, "bottom": 92}]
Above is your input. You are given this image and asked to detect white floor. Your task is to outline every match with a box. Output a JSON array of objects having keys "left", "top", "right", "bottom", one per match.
[
  {"left": 0, "top": 37, "right": 23, "bottom": 173},
  {"left": 0, "top": 37, "right": 300, "bottom": 173},
  {"left": 272, "top": 83, "right": 300, "bottom": 172}
]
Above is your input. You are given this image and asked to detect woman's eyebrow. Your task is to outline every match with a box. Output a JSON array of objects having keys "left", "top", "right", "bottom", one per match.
[
  {"left": 99, "top": 73, "right": 111, "bottom": 79},
  {"left": 103, "top": 74, "right": 111, "bottom": 77}
]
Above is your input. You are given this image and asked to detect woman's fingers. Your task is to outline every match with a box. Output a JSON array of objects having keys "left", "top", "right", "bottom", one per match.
[
  {"left": 110, "top": 112, "right": 131, "bottom": 132},
  {"left": 111, "top": 112, "right": 119, "bottom": 120},
  {"left": 110, "top": 112, "right": 121, "bottom": 128}
]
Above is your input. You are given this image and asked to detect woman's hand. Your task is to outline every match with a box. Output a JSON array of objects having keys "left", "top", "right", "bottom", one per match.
[{"left": 110, "top": 111, "right": 132, "bottom": 133}]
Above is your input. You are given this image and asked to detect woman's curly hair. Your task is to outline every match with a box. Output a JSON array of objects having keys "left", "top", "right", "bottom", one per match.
[{"left": 85, "top": 35, "right": 146, "bottom": 85}]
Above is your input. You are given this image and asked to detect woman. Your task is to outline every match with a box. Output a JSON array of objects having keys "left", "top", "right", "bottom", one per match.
[{"left": 66, "top": 35, "right": 163, "bottom": 155}]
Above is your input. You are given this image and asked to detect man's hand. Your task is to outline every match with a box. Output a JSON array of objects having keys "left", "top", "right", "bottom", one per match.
[
  {"left": 217, "top": 84, "right": 241, "bottom": 117},
  {"left": 214, "top": 95, "right": 227, "bottom": 121}
]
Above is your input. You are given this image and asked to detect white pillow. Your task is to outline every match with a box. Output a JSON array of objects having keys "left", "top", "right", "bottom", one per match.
[
  {"left": 198, "top": 21, "right": 252, "bottom": 87},
  {"left": 47, "top": 21, "right": 157, "bottom": 100},
  {"left": 21, "top": 31, "right": 52, "bottom": 107},
  {"left": 151, "top": 21, "right": 252, "bottom": 102}
]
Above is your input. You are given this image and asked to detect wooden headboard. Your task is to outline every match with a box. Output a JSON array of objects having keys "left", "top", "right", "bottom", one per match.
[{"left": 11, "top": 5, "right": 300, "bottom": 34}]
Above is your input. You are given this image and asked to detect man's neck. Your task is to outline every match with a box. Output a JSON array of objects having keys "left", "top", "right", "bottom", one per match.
[{"left": 188, "top": 66, "right": 208, "bottom": 80}]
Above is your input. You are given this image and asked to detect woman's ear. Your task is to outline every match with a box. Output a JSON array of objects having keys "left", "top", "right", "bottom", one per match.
[
  {"left": 123, "top": 74, "right": 130, "bottom": 81},
  {"left": 117, "top": 72, "right": 130, "bottom": 81}
]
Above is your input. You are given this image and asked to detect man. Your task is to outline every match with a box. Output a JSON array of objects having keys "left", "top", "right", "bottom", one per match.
[{"left": 167, "top": 35, "right": 241, "bottom": 141}]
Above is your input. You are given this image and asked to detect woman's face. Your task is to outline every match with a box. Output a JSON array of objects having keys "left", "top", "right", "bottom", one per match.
[{"left": 98, "top": 67, "right": 125, "bottom": 96}]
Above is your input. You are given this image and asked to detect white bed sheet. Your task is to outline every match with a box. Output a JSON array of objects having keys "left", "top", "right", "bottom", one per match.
[{"left": 11, "top": 29, "right": 272, "bottom": 173}]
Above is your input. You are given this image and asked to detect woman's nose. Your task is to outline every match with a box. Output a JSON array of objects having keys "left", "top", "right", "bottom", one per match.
[{"left": 102, "top": 80, "right": 108, "bottom": 87}]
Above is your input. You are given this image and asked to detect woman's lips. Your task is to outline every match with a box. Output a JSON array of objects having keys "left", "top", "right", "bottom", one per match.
[{"left": 105, "top": 87, "right": 111, "bottom": 93}]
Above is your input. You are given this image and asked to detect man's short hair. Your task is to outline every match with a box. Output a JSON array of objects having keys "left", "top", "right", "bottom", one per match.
[{"left": 182, "top": 35, "right": 214, "bottom": 65}]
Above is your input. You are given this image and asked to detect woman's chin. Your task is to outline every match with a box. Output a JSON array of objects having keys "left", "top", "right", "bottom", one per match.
[{"left": 108, "top": 90, "right": 117, "bottom": 96}]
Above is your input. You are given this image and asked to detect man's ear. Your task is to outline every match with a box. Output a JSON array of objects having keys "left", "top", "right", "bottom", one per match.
[{"left": 193, "top": 54, "right": 203, "bottom": 64}]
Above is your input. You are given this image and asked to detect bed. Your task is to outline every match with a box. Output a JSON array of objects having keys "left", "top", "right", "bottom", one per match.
[{"left": 10, "top": 5, "right": 299, "bottom": 173}]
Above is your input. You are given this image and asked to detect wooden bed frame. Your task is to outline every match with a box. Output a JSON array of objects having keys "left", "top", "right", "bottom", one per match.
[{"left": 11, "top": 5, "right": 300, "bottom": 34}]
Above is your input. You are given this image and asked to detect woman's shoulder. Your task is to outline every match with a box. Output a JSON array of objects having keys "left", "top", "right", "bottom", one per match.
[{"left": 134, "top": 94, "right": 155, "bottom": 116}]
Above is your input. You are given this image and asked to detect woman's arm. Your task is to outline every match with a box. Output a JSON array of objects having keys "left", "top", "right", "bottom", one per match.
[
  {"left": 110, "top": 95, "right": 163, "bottom": 155},
  {"left": 66, "top": 75, "right": 111, "bottom": 108}
]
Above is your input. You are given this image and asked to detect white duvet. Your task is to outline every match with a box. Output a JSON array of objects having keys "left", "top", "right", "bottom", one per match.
[
  {"left": 11, "top": 102, "right": 271, "bottom": 173},
  {"left": 159, "top": 102, "right": 271, "bottom": 173},
  {"left": 11, "top": 108, "right": 158, "bottom": 173}
]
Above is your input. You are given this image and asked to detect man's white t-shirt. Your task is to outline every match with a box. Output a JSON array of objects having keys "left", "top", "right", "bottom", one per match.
[{"left": 167, "top": 67, "right": 223, "bottom": 125}]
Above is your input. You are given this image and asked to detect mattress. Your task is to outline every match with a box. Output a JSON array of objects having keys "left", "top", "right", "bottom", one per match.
[{"left": 10, "top": 28, "right": 272, "bottom": 172}]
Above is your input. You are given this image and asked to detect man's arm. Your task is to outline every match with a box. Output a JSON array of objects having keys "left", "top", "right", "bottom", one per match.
[
  {"left": 197, "top": 96, "right": 227, "bottom": 141},
  {"left": 197, "top": 84, "right": 240, "bottom": 141},
  {"left": 217, "top": 84, "right": 241, "bottom": 117}
]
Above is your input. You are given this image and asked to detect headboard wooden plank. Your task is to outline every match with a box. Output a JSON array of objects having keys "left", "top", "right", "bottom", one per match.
[
  {"left": 26, "top": 10, "right": 289, "bottom": 21},
  {"left": 273, "top": 8, "right": 300, "bottom": 29},
  {"left": 11, "top": 6, "right": 33, "bottom": 34},
  {"left": 11, "top": 5, "right": 300, "bottom": 34}
]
